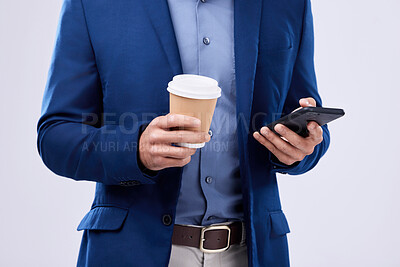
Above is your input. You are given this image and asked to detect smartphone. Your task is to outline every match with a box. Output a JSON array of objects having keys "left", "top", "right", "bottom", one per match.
[{"left": 266, "top": 107, "right": 345, "bottom": 137}]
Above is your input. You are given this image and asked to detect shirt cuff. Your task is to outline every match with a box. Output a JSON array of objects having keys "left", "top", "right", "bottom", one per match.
[{"left": 269, "top": 153, "right": 300, "bottom": 174}]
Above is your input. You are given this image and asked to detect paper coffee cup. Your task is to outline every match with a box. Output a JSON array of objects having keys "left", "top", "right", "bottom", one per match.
[{"left": 167, "top": 74, "right": 221, "bottom": 148}]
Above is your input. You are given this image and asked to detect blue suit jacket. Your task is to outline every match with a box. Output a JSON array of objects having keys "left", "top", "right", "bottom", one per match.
[{"left": 37, "top": 0, "right": 330, "bottom": 266}]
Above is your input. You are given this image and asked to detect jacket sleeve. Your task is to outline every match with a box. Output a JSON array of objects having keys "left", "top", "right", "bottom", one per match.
[
  {"left": 270, "top": 0, "right": 330, "bottom": 175},
  {"left": 37, "top": 0, "right": 158, "bottom": 186}
]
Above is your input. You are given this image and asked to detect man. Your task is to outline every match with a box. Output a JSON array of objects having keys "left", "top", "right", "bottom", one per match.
[{"left": 37, "top": 0, "right": 329, "bottom": 266}]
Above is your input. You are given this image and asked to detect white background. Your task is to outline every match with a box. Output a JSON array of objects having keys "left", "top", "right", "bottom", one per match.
[{"left": 0, "top": 0, "right": 399, "bottom": 266}]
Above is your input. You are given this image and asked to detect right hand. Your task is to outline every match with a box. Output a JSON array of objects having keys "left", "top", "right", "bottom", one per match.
[{"left": 139, "top": 114, "right": 211, "bottom": 171}]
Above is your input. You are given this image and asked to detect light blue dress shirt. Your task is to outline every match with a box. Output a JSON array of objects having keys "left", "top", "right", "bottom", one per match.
[{"left": 167, "top": 0, "right": 243, "bottom": 226}]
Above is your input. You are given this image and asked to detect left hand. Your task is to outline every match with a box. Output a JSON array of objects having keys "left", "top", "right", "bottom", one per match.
[{"left": 253, "top": 97, "right": 323, "bottom": 166}]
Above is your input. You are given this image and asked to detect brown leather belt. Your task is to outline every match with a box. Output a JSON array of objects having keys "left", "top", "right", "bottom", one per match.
[{"left": 172, "top": 221, "right": 244, "bottom": 253}]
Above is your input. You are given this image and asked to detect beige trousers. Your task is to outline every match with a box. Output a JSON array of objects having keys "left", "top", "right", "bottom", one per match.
[
  {"left": 168, "top": 222, "right": 248, "bottom": 267},
  {"left": 168, "top": 244, "right": 248, "bottom": 267}
]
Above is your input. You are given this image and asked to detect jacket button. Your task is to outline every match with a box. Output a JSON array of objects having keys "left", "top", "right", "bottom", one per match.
[{"left": 162, "top": 214, "right": 172, "bottom": 226}]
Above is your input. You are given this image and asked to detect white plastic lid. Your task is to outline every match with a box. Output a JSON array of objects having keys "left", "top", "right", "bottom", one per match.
[
  {"left": 167, "top": 74, "right": 221, "bottom": 99},
  {"left": 176, "top": 142, "right": 205, "bottom": 149}
]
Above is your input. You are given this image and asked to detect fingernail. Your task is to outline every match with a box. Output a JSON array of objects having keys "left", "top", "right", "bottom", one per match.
[
  {"left": 275, "top": 125, "right": 284, "bottom": 134},
  {"left": 194, "top": 119, "right": 201, "bottom": 126},
  {"left": 309, "top": 123, "right": 316, "bottom": 130},
  {"left": 261, "top": 127, "right": 269, "bottom": 136}
]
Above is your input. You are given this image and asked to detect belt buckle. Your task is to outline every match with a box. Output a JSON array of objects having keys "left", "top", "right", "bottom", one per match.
[{"left": 199, "top": 225, "right": 231, "bottom": 253}]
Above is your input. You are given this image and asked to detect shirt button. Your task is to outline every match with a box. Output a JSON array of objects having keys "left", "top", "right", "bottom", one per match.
[
  {"left": 203, "top": 37, "right": 210, "bottom": 45},
  {"left": 200, "top": 0, "right": 206, "bottom": 2},
  {"left": 205, "top": 176, "right": 213, "bottom": 184},
  {"left": 208, "top": 129, "right": 213, "bottom": 137},
  {"left": 162, "top": 214, "right": 172, "bottom": 226}
]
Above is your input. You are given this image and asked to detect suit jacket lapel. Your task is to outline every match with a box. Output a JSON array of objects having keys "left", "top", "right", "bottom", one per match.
[
  {"left": 234, "top": 0, "right": 263, "bottom": 136},
  {"left": 142, "top": 0, "right": 183, "bottom": 75}
]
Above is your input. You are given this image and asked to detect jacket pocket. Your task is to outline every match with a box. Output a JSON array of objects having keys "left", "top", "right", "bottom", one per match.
[
  {"left": 259, "top": 32, "right": 293, "bottom": 52},
  {"left": 77, "top": 206, "right": 129, "bottom": 231},
  {"left": 256, "top": 46, "right": 295, "bottom": 73},
  {"left": 269, "top": 210, "right": 290, "bottom": 236}
]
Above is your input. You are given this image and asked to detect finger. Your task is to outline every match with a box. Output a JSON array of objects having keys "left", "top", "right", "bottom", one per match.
[
  {"left": 253, "top": 132, "right": 298, "bottom": 165},
  {"left": 259, "top": 127, "right": 304, "bottom": 161},
  {"left": 159, "top": 156, "right": 192, "bottom": 169},
  {"left": 151, "top": 114, "right": 201, "bottom": 129},
  {"left": 152, "top": 129, "right": 210, "bottom": 144},
  {"left": 299, "top": 97, "right": 316, "bottom": 108},
  {"left": 274, "top": 124, "right": 312, "bottom": 154},
  {"left": 151, "top": 145, "right": 196, "bottom": 159},
  {"left": 306, "top": 121, "right": 323, "bottom": 145}
]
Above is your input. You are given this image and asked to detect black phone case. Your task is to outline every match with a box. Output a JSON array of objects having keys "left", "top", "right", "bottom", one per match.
[{"left": 266, "top": 107, "right": 345, "bottom": 137}]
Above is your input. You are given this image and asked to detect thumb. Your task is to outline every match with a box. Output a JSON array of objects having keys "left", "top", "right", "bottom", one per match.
[{"left": 299, "top": 97, "right": 316, "bottom": 108}]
